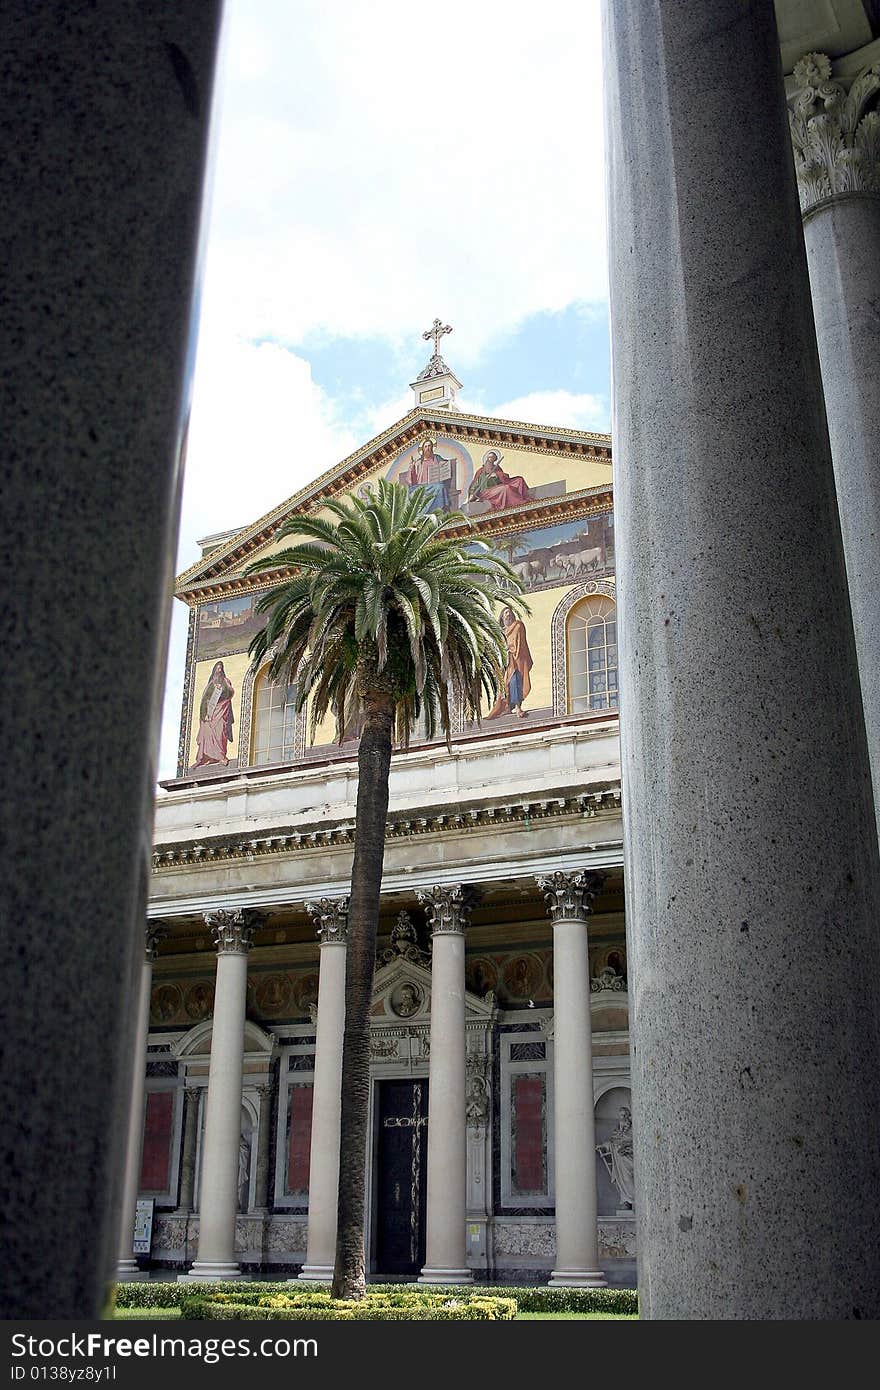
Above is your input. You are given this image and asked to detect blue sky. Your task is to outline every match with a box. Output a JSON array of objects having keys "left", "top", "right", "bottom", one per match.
[{"left": 157, "top": 0, "right": 609, "bottom": 779}]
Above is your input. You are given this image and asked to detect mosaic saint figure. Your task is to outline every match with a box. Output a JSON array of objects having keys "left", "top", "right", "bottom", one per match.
[
  {"left": 403, "top": 439, "right": 453, "bottom": 511},
  {"left": 194, "top": 660, "right": 235, "bottom": 767},
  {"left": 468, "top": 448, "right": 531, "bottom": 511},
  {"left": 487, "top": 607, "right": 533, "bottom": 720}
]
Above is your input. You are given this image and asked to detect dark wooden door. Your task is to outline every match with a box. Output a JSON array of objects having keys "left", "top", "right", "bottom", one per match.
[{"left": 375, "top": 1078, "right": 429, "bottom": 1276}]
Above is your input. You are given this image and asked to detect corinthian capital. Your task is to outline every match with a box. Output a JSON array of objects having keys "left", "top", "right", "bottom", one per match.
[
  {"left": 787, "top": 52, "right": 880, "bottom": 212},
  {"left": 306, "top": 896, "right": 349, "bottom": 945},
  {"left": 417, "top": 883, "right": 475, "bottom": 936},
  {"left": 204, "top": 907, "right": 263, "bottom": 955},
  {"left": 536, "top": 870, "right": 602, "bottom": 923}
]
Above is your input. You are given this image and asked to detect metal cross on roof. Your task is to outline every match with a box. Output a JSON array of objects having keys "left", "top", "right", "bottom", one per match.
[{"left": 422, "top": 318, "right": 452, "bottom": 356}]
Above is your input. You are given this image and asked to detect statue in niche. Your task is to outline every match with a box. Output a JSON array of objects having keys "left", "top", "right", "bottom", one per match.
[
  {"left": 597, "top": 1107, "right": 635, "bottom": 1210},
  {"left": 238, "top": 1131, "right": 251, "bottom": 1211}
]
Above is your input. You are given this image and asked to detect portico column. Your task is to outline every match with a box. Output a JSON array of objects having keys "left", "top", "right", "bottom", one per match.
[
  {"left": 417, "top": 884, "right": 473, "bottom": 1284},
  {"left": 175, "top": 1087, "right": 200, "bottom": 1214},
  {"left": 298, "top": 898, "right": 349, "bottom": 1282},
  {"left": 116, "top": 922, "right": 167, "bottom": 1280},
  {"left": 788, "top": 54, "right": 880, "bottom": 842},
  {"left": 252, "top": 1084, "right": 275, "bottom": 1214},
  {"left": 182, "top": 908, "right": 261, "bottom": 1281},
  {"left": 536, "top": 872, "right": 605, "bottom": 1288},
  {"left": 602, "top": 0, "right": 880, "bottom": 1318}
]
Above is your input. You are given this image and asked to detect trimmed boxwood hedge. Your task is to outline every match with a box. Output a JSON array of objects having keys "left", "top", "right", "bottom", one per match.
[
  {"left": 115, "top": 1280, "right": 637, "bottom": 1316},
  {"left": 178, "top": 1290, "right": 517, "bottom": 1321}
]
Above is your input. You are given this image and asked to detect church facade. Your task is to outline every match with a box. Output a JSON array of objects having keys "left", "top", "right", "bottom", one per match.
[{"left": 138, "top": 346, "right": 635, "bottom": 1285}]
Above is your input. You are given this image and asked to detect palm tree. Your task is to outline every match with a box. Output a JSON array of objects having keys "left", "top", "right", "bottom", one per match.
[{"left": 246, "top": 479, "right": 527, "bottom": 1299}]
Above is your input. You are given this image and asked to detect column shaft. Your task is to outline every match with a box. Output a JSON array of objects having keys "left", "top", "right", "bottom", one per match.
[
  {"left": 418, "top": 886, "right": 471, "bottom": 1284},
  {"left": 0, "top": 2, "right": 222, "bottom": 1319},
  {"left": 803, "top": 196, "right": 880, "bottom": 840},
  {"left": 537, "top": 872, "right": 605, "bottom": 1287},
  {"left": 183, "top": 910, "right": 258, "bottom": 1282},
  {"left": 116, "top": 940, "right": 158, "bottom": 1280},
  {"left": 551, "top": 919, "right": 604, "bottom": 1285},
  {"left": 299, "top": 923, "right": 347, "bottom": 1281},
  {"left": 603, "top": 0, "right": 880, "bottom": 1318}
]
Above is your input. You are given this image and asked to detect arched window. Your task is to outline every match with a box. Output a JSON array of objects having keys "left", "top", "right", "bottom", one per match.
[
  {"left": 250, "top": 669, "right": 298, "bottom": 766},
  {"left": 567, "top": 595, "right": 618, "bottom": 714}
]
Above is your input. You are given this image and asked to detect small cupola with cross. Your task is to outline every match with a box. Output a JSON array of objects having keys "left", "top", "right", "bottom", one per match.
[{"left": 410, "top": 318, "right": 462, "bottom": 412}]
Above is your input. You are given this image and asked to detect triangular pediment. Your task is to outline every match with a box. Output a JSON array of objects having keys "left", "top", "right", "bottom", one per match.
[
  {"left": 175, "top": 407, "right": 612, "bottom": 601},
  {"left": 370, "top": 953, "right": 497, "bottom": 1024}
]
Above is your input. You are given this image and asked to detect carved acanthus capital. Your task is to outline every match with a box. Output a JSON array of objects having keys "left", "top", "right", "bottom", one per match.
[
  {"left": 788, "top": 52, "right": 880, "bottom": 212},
  {"left": 306, "top": 896, "right": 349, "bottom": 945},
  {"left": 145, "top": 920, "right": 169, "bottom": 962},
  {"left": 204, "top": 907, "right": 263, "bottom": 955},
  {"left": 416, "top": 883, "right": 475, "bottom": 936},
  {"left": 536, "top": 870, "right": 602, "bottom": 923}
]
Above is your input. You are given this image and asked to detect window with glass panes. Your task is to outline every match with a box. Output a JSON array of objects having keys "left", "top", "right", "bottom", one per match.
[
  {"left": 567, "top": 596, "right": 618, "bottom": 714},
  {"left": 251, "top": 671, "right": 298, "bottom": 765}
]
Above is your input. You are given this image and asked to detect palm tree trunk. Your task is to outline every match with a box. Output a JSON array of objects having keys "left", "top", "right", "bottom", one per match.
[{"left": 331, "top": 690, "right": 394, "bottom": 1300}]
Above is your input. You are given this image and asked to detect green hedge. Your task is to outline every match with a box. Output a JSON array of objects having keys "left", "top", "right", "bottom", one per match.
[
  {"left": 115, "top": 1280, "right": 637, "bottom": 1316},
  {"left": 178, "top": 1290, "right": 516, "bottom": 1321}
]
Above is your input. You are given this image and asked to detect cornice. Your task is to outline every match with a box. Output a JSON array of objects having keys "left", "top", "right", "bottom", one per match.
[
  {"left": 174, "top": 409, "right": 612, "bottom": 602},
  {"left": 151, "top": 783, "right": 622, "bottom": 874}
]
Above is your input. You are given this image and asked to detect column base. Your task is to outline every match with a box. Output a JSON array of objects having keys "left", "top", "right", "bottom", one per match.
[
  {"left": 549, "top": 1268, "right": 607, "bottom": 1288},
  {"left": 292, "top": 1265, "right": 333, "bottom": 1283},
  {"left": 178, "top": 1263, "right": 250, "bottom": 1282},
  {"left": 116, "top": 1261, "right": 149, "bottom": 1282},
  {"left": 418, "top": 1267, "right": 473, "bottom": 1284}
]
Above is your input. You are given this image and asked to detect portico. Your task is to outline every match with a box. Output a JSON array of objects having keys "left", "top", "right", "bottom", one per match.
[{"left": 126, "top": 706, "right": 633, "bottom": 1283}]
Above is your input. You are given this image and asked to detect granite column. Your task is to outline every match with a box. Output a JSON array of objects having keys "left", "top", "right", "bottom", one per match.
[
  {"left": 789, "top": 53, "right": 880, "bottom": 841},
  {"left": 116, "top": 923, "right": 167, "bottom": 1280},
  {"left": 537, "top": 873, "right": 605, "bottom": 1287},
  {"left": 298, "top": 898, "right": 349, "bottom": 1282},
  {"left": 602, "top": 0, "right": 880, "bottom": 1318},
  {"left": 417, "top": 885, "right": 473, "bottom": 1284},
  {"left": 0, "top": 1, "right": 223, "bottom": 1318},
  {"left": 182, "top": 909, "right": 260, "bottom": 1281}
]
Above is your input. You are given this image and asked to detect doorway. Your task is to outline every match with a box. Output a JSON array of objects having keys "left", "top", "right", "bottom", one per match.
[{"left": 374, "top": 1078, "right": 429, "bottom": 1276}]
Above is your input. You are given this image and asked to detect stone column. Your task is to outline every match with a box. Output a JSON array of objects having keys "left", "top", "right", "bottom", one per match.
[
  {"left": 182, "top": 909, "right": 261, "bottom": 1282},
  {"left": 536, "top": 873, "right": 605, "bottom": 1288},
  {"left": 116, "top": 922, "right": 167, "bottom": 1280},
  {"left": 0, "top": 3, "right": 223, "bottom": 1318},
  {"left": 788, "top": 53, "right": 880, "bottom": 842},
  {"left": 252, "top": 1084, "right": 275, "bottom": 1214},
  {"left": 602, "top": 0, "right": 880, "bottom": 1318},
  {"left": 417, "top": 884, "right": 473, "bottom": 1284},
  {"left": 175, "top": 1087, "right": 200, "bottom": 1215},
  {"left": 298, "top": 898, "right": 349, "bottom": 1282}
]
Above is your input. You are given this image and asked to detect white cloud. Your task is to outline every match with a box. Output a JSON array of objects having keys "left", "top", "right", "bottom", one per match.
[
  {"left": 483, "top": 389, "right": 609, "bottom": 431},
  {"left": 200, "top": 0, "right": 607, "bottom": 356}
]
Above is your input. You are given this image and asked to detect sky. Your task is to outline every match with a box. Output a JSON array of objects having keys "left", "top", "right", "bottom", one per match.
[{"left": 158, "top": 0, "right": 610, "bottom": 780}]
